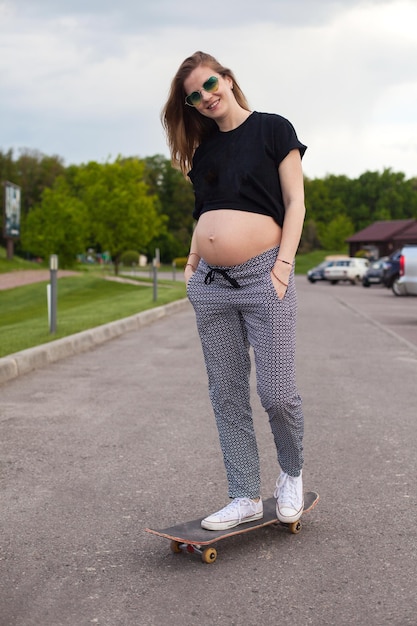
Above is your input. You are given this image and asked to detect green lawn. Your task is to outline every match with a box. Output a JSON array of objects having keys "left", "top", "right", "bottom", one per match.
[{"left": 0, "top": 273, "right": 186, "bottom": 357}]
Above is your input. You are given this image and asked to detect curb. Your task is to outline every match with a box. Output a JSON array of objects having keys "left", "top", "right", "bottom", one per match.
[{"left": 0, "top": 298, "right": 190, "bottom": 385}]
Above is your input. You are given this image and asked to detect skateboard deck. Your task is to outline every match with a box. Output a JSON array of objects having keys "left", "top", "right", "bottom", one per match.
[{"left": 145, "top": 491, "right": 319, "bottom": 563}]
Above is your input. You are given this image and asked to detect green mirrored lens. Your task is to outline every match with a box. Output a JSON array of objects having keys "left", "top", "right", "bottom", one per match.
[
  {"left": 186, "top": 92, "right": 201, "bottom": 106},
  {"left": 203, "top": 76, "right": 219, "bottom": 92}
]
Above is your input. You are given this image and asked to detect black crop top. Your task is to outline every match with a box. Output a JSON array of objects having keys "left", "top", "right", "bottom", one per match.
[{"left": 188, "top": 111, "right": 307, "bottom": 227}]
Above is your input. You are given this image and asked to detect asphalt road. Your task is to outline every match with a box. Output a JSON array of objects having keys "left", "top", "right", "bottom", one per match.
[{"left": 1, "top": 277, "right": 416, "bottom": 626}]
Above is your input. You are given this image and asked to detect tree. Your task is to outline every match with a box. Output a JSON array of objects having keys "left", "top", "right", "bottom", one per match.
[
  {"left": 0, "top": 149, "right": 17, "bottom": 185},
  {"left": 299, "top": 218, "right": 321, "bottom": 253},
  {"left": 144, "top": 155, "right": 194, "bottom": 259},
  {"left": 20, "top": 158, "right": 164, "bottom": 271},
  {"left": 15, "top": 149, "right": 65, "bottom": 216},
  {"left": 75, "top": 158, "right": 165, "bottom": 274},
  {"left": 317, "top": 214, "right": 354, "bottom": 250},
  {"left": 21, "top": 178, "right": 87, "bottom": 267}
]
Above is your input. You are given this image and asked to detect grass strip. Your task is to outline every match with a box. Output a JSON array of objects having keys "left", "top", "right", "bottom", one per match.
[{"left": 0, "top": 274, "right": 186, "bottom": 357}]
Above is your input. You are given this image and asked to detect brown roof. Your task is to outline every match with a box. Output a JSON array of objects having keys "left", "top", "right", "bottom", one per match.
[
  {"left": 392, "top": 220, "right": 417, "bottom": 242},
  {"left": 346, "top": 219, "right": 416, "bottom": 243}
]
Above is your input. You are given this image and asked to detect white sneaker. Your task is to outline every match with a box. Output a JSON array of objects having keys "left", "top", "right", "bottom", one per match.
[
  {"left": 274, "top": 471, "right": 304, "bottom": 523},
  {"left": 201, "top": 497, "right": 263, "bottom": 531}
]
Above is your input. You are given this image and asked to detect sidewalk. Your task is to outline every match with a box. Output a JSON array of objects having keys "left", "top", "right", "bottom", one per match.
[{"left": 0, "top": 269, "right": 79, "bottom": 290}]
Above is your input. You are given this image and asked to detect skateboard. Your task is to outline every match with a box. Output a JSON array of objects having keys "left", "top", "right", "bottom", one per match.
[{"left": 145, "top": 491, "right": 319, "bottom": 563}]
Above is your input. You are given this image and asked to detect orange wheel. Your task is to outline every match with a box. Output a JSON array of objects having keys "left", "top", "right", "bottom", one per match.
[
  {"left": 201, "top": 547, "right": 217, "bottom": 564},
  {"left": 289, "top": 520, "right": 302, "bottom": 534},
  {"left": 170, "top": 540, "right": 182, "bottom": 554}
]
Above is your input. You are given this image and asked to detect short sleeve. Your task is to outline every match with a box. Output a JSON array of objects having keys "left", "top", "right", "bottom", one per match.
[{"left": 270, "top": 115, "right": 307, "bottom": 165}]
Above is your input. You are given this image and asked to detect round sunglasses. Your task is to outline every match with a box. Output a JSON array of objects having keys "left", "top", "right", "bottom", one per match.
[{"left": 185, "top": 76, "right": 219, "bottom": 107}]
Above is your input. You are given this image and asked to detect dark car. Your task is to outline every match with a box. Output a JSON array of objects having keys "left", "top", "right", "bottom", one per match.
[
  {"left": 382, "top": 249, "right": 402, "bottom": 290},
  {"left": 307, "top": 261, "right": 335, "bottom": 283},
  {"left": 362, "top": 259, "right": 387, "bottom": 287}
]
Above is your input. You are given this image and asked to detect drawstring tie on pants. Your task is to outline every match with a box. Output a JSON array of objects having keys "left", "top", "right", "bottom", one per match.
[{"left": 204, "top": 267, "right": 241, "bottom": 289}]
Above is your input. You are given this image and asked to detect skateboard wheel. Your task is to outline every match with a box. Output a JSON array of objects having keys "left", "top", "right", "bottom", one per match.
[
  {"left": 201, "top": 547, "right": 217, "bottom": 564},
  {"left": 289, "top": 520, "right": 302, "bottom": 534},
  {"left": 170, "top": 540, "right": 182, "bottom": 554}
]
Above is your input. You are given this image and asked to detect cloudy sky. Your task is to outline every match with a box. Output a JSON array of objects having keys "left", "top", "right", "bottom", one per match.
[{"left": 1, "top": 0, "right": 416, "bottom": 180}]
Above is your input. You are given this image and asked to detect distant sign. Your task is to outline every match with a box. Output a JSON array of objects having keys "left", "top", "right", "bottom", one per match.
[{"left": 3, "top": 181, "right": 21, "bottom": 238}]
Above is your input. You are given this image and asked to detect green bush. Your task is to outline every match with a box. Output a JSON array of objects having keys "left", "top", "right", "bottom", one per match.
[
  {"left": 120, "top": 250, "right": 140, "bottom": 266},
  {"left": 173, "top": 256, "right": 188, "bottom": 269},
  {"left": 355, "top": 249, "right": 368, "bottom": 258}
]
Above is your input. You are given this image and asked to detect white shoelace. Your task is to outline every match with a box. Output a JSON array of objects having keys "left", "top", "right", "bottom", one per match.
[
  {"left": 216, "top": 498, "right": 259, "bottom": 521},
  {"left": 274, "top": 474, "right": 300, "bottom": 508}
]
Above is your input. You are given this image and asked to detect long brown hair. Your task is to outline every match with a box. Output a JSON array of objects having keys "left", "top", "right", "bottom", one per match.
[{"left": 161, "top": 51, "right": 250, "bottom": 176}]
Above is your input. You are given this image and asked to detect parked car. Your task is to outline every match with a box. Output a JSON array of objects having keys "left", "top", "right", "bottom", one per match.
[
  {"left": 324, "top": 258, "right": 370, "bottom": 285},
  {"left": 397, "top": 245, "right": 417, "bottom": 296},
  {"left": 382, "top": 249, "right": 401, "bottom": 290},
  {"left": 362, "top": 259, "right": 387, "bottom": 287},
  {"left": 307, "top": 260, "right": 335, "bottom": 283}
]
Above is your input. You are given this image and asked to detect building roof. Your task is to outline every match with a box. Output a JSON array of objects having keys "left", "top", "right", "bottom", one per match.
[
  {"left": 346, "top": 219, "right": 416, "bottom": 243},
  {"left": 392, "top": 220, "right": 417, "bottom": 242}
]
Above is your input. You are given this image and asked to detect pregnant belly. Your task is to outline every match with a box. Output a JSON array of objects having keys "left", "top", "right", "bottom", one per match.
[{"left": 194, "top": 210, "right": 282, "bottom": 266}]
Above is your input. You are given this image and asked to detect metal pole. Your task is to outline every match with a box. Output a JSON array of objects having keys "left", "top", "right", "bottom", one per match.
[
  {"left": 49, "top": 254, "right": 58, "bottom": 333},
  {"left": 152, "top": 258, "right": 158, "bottom": 301}
]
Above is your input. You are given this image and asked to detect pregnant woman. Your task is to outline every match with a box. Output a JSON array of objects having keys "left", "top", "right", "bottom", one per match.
[{"left": 162, "top": 51, "right": 307, "bottom": 530}]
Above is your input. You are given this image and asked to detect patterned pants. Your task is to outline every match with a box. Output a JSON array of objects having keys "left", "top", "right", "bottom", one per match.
[{"left": 187, "top": 247, "right": 304, "bottom": 499}]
